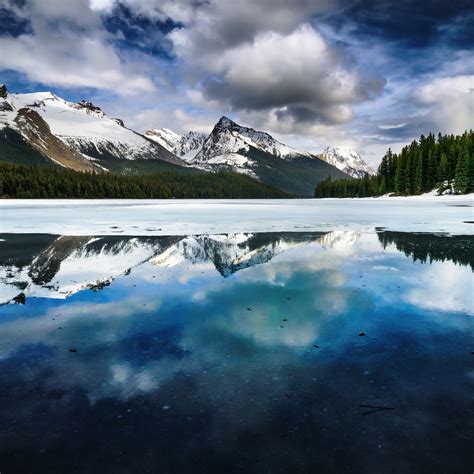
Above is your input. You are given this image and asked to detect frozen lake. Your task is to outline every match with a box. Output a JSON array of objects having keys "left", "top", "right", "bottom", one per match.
[
  {"left": 0, "top": 198, "right": 472, "bottom": 473},
  {"left": 0, "top": 229, "right": 472, "bottom": 473},
  {"left": 0, "top": 195, "right": 473, "bottom": 235}
]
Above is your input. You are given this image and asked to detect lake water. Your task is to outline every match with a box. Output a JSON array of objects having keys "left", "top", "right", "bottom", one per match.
[{"left": 0, "top": 200, "right": 473, "bottom": 473}]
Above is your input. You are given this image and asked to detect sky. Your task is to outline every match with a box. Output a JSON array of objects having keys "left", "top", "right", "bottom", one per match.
[{"left": 0, "top": 0, "right": 472, "bottom": 166}]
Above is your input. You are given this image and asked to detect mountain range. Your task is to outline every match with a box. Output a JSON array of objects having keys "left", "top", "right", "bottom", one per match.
[{"left": 0, "top": 84, "right": 374, "bottom": 197}]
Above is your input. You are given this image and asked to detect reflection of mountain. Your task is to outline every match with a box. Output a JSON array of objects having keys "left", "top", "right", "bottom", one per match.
[
  {"left": 378, "top": 231, "right": 474, "bottom": 269},
  {"left": 0, "top": 235, "right": 181, "bottom": 303},
  {"left": 0, "top": 232, "right": 327, "bottom": 303},
  {"left": 150, "top": 232, "right": 327, "bottom": 277},
  {"left": 318, "top": 230, "right": 361, "bottom": 250},
  {"left": 2, "top": 230, "right": 471, "bottom": 304}
]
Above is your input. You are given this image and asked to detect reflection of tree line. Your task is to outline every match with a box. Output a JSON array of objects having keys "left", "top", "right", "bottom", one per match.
[{"left": 378, "top": 232, "right": 474, "bottom": 269}]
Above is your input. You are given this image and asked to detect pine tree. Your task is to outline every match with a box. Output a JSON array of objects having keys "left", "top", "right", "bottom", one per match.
[
  {"left": 414, "top": 151, "right": 423, "bottom": 194},
  {"left": 427, "top": 149, "right": 436, "bottom": 190},
  {"left": 454, "top": 147, "right": 469, "bottom": 193},
  {"left": 437, "top": 153, "right": 449, "bottom": 184},
  {"left": 468, "top": 148, "right": 474, "bottom": 193}
]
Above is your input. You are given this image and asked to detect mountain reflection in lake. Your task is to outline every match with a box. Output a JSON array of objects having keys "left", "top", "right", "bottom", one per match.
[{"left": 0, "top": 231, "right": 472, "bottom": 474}]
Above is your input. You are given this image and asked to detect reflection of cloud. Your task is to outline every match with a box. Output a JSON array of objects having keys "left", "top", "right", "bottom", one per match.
[
  {"left": 0, "top": 231, "right": 472, "bottom": 408},
  {"left": 0, "top": 298, "right": 161, "bottom": 358},
  {"left": 0, "top": 239, "right": 356, "bottom": 402},
  {"left": 372, "top": 265, "right": 399, "bottom": 271},
  {"left": 405, "top": 261, "right": 473, "bottom": 315}
]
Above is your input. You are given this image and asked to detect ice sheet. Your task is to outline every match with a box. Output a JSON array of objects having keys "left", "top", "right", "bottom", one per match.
[{"left": 0, "top": 195, "right": 472, "bottom": 236}]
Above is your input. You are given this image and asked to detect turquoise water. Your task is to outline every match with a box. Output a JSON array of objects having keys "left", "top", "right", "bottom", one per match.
[{"left": 0, "top": 231, "right": 472, "bottom": 473}]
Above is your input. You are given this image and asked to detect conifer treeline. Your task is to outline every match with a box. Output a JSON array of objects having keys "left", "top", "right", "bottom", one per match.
[
  {"left": 315, "top": 131, "right": 474, "bottom": 198},
  {"left": 0, "top": 162, "right": 291, "bottom": 199}
]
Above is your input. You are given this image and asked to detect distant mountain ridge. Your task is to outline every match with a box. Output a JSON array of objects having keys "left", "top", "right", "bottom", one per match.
[{"left": 318, "top": 147, "right": 375, "bottom": 178}]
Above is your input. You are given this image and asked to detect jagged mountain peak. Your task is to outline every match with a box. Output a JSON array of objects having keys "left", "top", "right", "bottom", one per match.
[
  {"left": 190, "top": 116, "right": 350, "bottom": 195},
  {"left": 146, "top": 128, "right": 206, "bottom": 162},
  {"left": 212, "top": 116, "right": 278, "bottom": 145},
  {"left": 216, "top": 115, "right": 236, "bottom": 127},
  {"left": 0, "top": 84, "right": 7, "bottom": 99},
  {"left": 199, "top": 116, "right": 305, "bottom": 161}
]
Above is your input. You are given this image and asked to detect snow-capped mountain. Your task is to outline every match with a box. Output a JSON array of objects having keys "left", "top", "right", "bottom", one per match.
[
  {"left": 1, "top": 88, "right": 99, "bottom": 171},
  {"left": 146, "top": 128, "right": 206, "bottom": 162},
  {"left": 194, "top": 116, "right": 309, "bottom": 165},
  {"left": 318, "top": 147, "right": 375, "bottom": 178},
  {"left": 150, "top": 232, "right": 326, "bottom": 277},
  {"left": 0, "top": 84, "right": 184, "bottom": 171},
  {"left": 188, "top": 116, "right": 348, "bottom": 196}
]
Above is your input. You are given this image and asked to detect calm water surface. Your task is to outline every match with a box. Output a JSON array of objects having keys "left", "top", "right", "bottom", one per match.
[{"left": 0, "top": 230, "right": 472, "bottom": 473}]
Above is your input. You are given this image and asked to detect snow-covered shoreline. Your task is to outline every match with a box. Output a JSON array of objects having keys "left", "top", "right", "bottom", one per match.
[
  {"left": 1, "top": 196, "right": 472, "bottom": 236},
  {"left": 317, "top": 191, "right": 474, "bottom": 201}
]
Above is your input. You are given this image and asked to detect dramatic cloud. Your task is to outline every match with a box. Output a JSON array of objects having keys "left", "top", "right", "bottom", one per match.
[
  {"left": 187, "top": 25, "right": 385, "bottom": 127},
  {"left": 0, "top": 0, "right": 156, "bottom": 94},
  {"left": 168, "top": 0, "right": 332, "bottom": 54}
]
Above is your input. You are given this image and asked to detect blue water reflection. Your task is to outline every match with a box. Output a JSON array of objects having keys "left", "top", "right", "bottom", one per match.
[{"left": 0, "top": 231, "right": 472, "bottom": 473}]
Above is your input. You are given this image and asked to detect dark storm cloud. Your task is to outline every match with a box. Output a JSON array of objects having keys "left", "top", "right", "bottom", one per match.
[
  {"left": 0, "top": 4, "right": 30, "bottom": 36},
  {"left": 169, "top": 0, "right": 334, "bottom": 54},
  {"left": 329, "top": 0, "right": 474, "bottom": 48},
  {"left": 102, "top": 3, "right": 181, "bottom": 59}
]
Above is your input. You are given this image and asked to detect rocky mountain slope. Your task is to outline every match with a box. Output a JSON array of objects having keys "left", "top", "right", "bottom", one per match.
[
  {"left": 146, "top": 128, "right": 206, "bottom": 162},
  {"left": 0, "top": 84, "right": 185, "bottom": 172}
]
